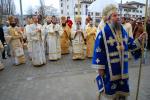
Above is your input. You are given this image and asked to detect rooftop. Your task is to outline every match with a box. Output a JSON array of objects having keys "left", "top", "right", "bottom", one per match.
[
  {"left": 125, "top": 1, "right": 145, "bottom": 6},
  {"left": 119, "top": 4, "right": 137, "bottom": 9},
  {"left": 119, "top": 1, "right": 145, "bottom": 9}
]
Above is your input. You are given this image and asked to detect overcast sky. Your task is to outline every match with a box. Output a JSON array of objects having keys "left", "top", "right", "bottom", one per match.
[{"left": 14, "top": 0, "right": 146, "bottom": 14}]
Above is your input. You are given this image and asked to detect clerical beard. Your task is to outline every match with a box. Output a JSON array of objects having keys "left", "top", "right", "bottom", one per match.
[{"left": 111, "top": 22, "right": 121, "bottom": 32}]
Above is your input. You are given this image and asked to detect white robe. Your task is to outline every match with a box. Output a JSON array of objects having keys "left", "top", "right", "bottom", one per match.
[
  {"left": 46, "top": 23, "right": 62, "bottom": 60},
  {"left": 25, "top": 24, "right": 32, "bottom": 58},
  {"left": 42, "top": 23, "right": 49, "bottom": 54},
  {"left": 29, "top": 23, "right": 46, "bottom": 66},
  {"left": 72, "top": 25, "right": 85, "bottom": 59}
]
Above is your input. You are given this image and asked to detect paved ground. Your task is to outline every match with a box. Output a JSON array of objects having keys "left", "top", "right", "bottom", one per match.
[{"left": 0, "top": 51, "right": 150, "bottom": 100}]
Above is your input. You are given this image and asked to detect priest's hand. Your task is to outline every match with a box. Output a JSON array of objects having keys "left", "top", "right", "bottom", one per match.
[
  {"left": 98, "top": 69, "right": 105, "bottom": 76},
  {"left": 37, "top": 29, "right": 41, "bottom": 33}
]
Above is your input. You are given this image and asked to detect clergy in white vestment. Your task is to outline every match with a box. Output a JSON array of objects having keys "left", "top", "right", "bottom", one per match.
[
  {"left": 72, "top": 16, "right": 85, "bottom": 60},
  {"left": 29, "top": 16, "right": 46, "bottom": 66},
  {"left": 42, "top": 16, "right": 52, "bottom": 55},
  {"left": 46, "top": 16, "right": 62, "bottom": 60},
  {"left": 8, "top": 16, "right": 26, "bottom": 65},
  {"left": 24, "top": 18, "right": 33, "bottom": 59}
]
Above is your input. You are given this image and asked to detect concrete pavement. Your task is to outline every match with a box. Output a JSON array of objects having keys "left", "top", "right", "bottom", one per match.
[{"left": 0, "top": 51, "right": 150, "bottom": 100}]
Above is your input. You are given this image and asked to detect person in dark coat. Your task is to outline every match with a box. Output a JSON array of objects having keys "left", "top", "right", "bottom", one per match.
[
  {"left": 0, "top": 24, "right": 7, "bottom": 59},
  {"left": 146, "top": 17, "right": 150, "bottom": 50}
]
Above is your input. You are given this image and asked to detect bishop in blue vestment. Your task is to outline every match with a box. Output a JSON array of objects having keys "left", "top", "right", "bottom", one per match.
[{"left": 92, "top": 4, "right": 145, "bottom": 100}]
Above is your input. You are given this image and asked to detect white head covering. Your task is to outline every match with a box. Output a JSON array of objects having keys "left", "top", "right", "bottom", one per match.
[{"left": 102, "top": 4, "right": 118, "bottom": 18}]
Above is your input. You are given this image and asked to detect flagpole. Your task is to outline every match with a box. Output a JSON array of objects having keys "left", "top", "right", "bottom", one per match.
[
  {"left": 19, "top": 0, "right": 23, "bottom": 27},
  {"left": 135, "top": 0, "right": 148, "bottom": 100}
]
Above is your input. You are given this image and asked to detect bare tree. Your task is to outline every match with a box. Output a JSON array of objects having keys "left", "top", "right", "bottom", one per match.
[
  {"left": 38, "top": 0, "right": 45, "bottom": 24},
  {"left": 0, "top": 0, "right": 16, "bottom": 20},
  {"left": 0, "top": 0, "right": 16, "bottom": 15},
  {"left": 148, "top": 6, "right": 150, "bottom": 17}
]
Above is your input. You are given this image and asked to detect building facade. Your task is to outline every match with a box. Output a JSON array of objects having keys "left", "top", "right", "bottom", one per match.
[
  {"left": 59, "top": 1, "right": 146, "bottom": 28},
  {"left": 118, "top": 1, "right": 145, "bottom": 18},
  {"left": 59, "top": 0, "right": 96, "bottom": 28}
]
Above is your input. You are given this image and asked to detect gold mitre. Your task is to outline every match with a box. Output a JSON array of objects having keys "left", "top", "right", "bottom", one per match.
[
  {"left": 75, "top": 15, "right": 82, "bottom": 22},
  {"left": 61, "top": 16, "right": 67, "bottom": 21},
  {"left": 102, "top": 4, "right": 117, "bottom": 17},
  {"left": 8, "top": 16, "right": 15, "bottom": 23}
]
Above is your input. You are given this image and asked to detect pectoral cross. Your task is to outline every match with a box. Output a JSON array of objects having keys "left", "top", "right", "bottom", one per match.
[{"left": 107, "top": 37, "right": 116, "bottom": 46}]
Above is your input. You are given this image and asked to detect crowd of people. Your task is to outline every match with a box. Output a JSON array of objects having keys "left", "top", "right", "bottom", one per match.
[
  {"left": 0, "top": 13, "right": 150, "bottom": 69},
  {"left": 0, "top": 4, "right": 150, "bottom": 99},
  {"left": 0, "top": 14, "right": 99, "bottom": 68}
]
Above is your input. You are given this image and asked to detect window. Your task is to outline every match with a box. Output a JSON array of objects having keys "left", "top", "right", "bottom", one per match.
[
  {"left": 132, "top": 15, "right": 135, "bottom": 17},
  {"left": 61, "top": 3, "right": 63, "bottom": 7},
  {"left": 140, "top": 11, "right": 142, "bottom": 13},
  {"left": 136, "top": 15, "right": 138, "bottom": 17},
  {"left": 128, "top": 9, "right": 131, "bottom": 12},
  {"left": 67, "top": 5, "right": 69, "bottom": 9},
  {"left": 91, "top": 12, "right": 93, "bottom": 16},
  {"left": 61, "top": 10, "right": 63, "bottom": 14},
  {"left": 67, "top": 12, "right": 69, "bottom": 15},
  {"left": 124, "top": 9, "right": 127, "bottom": 11},
  {"left": 133, "top": 10, "right": 135, "bottom": 12},
  {"left": 75, "top": 12, "right": 81, "bottom": 15},
  {"left": 75, "top": 12, "right": 78, "bottom": 15},
  {"left": 140, "top": 5, "right": 143, "bottom": 8},
  {"left": 86, "top": 5, "right": 88, "bottom": 8},
  {"left": 96, "top": 13, "right": 100, "bottom": 16},
  {"left": 136, "top": 10, "right": 139, "bottom": 13}
]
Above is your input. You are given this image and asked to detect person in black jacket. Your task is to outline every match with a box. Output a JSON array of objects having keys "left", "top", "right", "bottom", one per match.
[
  {"left": 146, "top": 17, "right": 150, "bottom": 50},
  {"left": 0, "top": 23, "right": 7, "bottom": 59}
]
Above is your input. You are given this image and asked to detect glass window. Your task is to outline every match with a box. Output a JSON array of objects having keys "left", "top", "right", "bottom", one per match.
[
  {"left": 96, "top": 13, "right": 99, "bottom": 16},
  {"left": 61, "top": 10, "right": 63, "bottom": 14}
]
